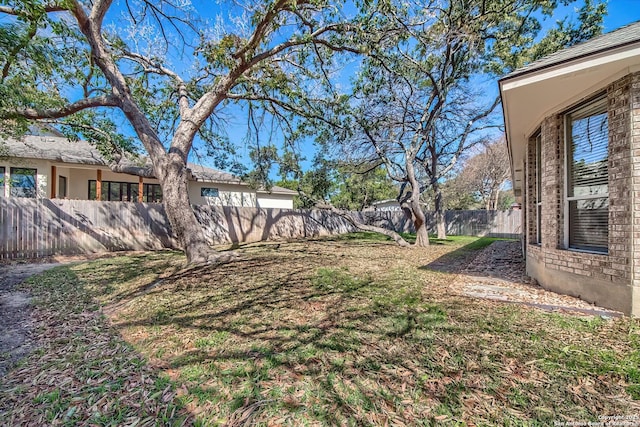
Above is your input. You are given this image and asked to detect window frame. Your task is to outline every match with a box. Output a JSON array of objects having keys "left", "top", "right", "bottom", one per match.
[
  {"left": 88, "top": 180, "right": 142, "bottom": 202},
  {"left": 563, "top": 95, "right": 609, "bottom": 254},
  {"left": 0, "top": 166, "right": 5, "bottom": 197},
  {"left": 201, "top": 187, "right": 219, "bottom": 198},
  {"left": 10, "top": 167, "right": 37, "bottom": 198}
]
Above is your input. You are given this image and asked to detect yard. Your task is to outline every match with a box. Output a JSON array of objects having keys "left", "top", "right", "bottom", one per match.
[{"left": 1, "top": 233, "right": 639, "bottom": 426}]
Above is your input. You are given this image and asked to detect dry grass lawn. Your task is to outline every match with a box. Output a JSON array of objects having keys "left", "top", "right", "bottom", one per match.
[{"left": 1, "top": 233, "right": 639, "bottom": 426}]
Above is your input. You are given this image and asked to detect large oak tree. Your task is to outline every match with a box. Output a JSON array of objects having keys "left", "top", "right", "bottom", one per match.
[{"left": 0, "top": 0, "right": 360, "bottom": 263}]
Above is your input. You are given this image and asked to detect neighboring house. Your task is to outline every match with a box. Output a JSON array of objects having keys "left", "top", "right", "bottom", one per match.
[
  {"left": 371, "top": 199, "right": 402, "bottom": 211},
  {"left": 0, "top": 135, "right": 296, "bottom": 209},
  {"left": 500, "top": 21, "right": 640, "bottom": 316}
]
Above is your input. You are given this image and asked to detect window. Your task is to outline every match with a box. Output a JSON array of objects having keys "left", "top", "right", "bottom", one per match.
[
  {"left": 565, "top": 97, "right": 608, "bottom": 253},
  {"left": 143, "top": 183, "right": 162, "bottom": 203},
  {"left": 201, "top": 187, "right": 219, "bottom": 198},
  {"left": 89, "top": 180, "right": 139, "bottom": 202},
  {"left": 0, "top": 167, "right": 4, "bottom": 197},
  {"left": 58, "top": 176, "right": 67, "bottom": 198},
  {"left": 533, "top": 133, "right": 542, "bottom": 245},
  {"left": 10, "top": 168, "right": 37, "bottom": 198}
]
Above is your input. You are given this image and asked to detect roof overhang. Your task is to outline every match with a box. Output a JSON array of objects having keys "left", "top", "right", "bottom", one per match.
[
  {"left": 257, "top": 188, "right": 298, "bottom": 196},
  {"left": 500, "top": 42, "right": 640, "bottom": 202}
]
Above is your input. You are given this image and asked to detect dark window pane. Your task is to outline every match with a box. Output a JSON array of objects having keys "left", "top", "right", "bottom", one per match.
[
  {"left": 155, "top": 185, "right": 162, "bottom": 202},
  {"left": 88, "top": 180, "right": 96, "bottom": 199},
  {"left": 143, "top": 183, "right": 162, "bottom": 203},
  {"left": 59, "top": 176, "right": 67, "bottom": 198},
  {"left": 201, "top": 187, "right": 219, "bottom": 197},
  {"left": 130, "top": 184, "right": 139, "bottom": 202},
  {"left": 109, "top": 182, "right": 121, "bottom": 201},
  {"left": 90, "top": 180, "right": 144, "bottom": 201},
  {"left": 569, "top": 111, "right": 608, "bottom": 198}
]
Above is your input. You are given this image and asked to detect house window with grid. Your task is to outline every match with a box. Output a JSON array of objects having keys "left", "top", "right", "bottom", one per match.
[
  {"left": 89, "top": 180, "right": 138, "bottom": 201},
  {"left": 565, "top": 97, "right": 608, "bottom": 253}
]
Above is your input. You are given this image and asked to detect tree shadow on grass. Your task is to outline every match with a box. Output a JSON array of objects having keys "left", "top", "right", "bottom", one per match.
[
  {"left": 419, "top": 237, "right": 507, "bottom": 275},
  {"left": 86, "top": 247, "right": 458, "bottom": 424},
  {"left": 0, "top": 265, "right": 194, "bottom": 426}
]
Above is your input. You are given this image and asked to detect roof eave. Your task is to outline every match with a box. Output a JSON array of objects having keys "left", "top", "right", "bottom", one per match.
[{"left": 499, "top": 38, "right": 640, "bottom": 84}]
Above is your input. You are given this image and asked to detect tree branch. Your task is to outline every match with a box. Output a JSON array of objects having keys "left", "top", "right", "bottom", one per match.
[
  {"left": 119, "top": 50, "right": 190, "bottom": 115},
  {"left": 233, "top": 0, "right": 291, "bottom": 61},
  {"left": 246, "top": 23, "right": 359, "bottom": 69},
  {"left": 4, "top": 96, "right": 119, "bottom": 120},
  {"left": 0, "top": 4, "right": 67, "bottom": 15}
]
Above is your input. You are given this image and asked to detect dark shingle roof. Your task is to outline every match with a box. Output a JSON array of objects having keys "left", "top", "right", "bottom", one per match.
[
  {"left": 2, "top": 135, "right": 296, "bottom": 195},
  {"left": 502, "top": 20, "right": 640, "bottom": 81}
]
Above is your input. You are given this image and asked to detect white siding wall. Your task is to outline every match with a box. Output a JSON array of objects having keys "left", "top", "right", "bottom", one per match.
[
  {"left": 67, "top": 168, "right": 96, "bottom": 199},
  {"left": 188, "top": 181, "right": 258, "bottom": 207},
  {"left": 56, "top": 166, "right": 71, "bottom": 198},
  {"left": 257, "top": 193, "right": 294, "bottom": 209},
  {"left": 374, "top": 200, "right": 402, "bottom": 211}
]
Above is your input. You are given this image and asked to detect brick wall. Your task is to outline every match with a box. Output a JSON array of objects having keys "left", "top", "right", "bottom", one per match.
[
  {"left": 541, "top": 114, "right": 564, "bottom": 251},
  {"left": 630, "top": 73, "right": 640, "bottom": 289},
  {"left": 526, "top": 73, "right": 639, "bottom": 287},
  {"left": 525, "top": 135, "right": 537, "bottom": 244}
]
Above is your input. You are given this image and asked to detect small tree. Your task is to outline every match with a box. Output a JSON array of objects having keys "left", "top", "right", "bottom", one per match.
[{"left": 460, "top": 138, "right": 512, "bottom": 211}]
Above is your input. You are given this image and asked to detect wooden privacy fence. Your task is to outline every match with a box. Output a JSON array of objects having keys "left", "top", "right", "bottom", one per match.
[
  {"left": 441, "top": 210, "right": 522, "bottom": 239},
  {"left": 0, "top": 198, "right": 521, "bottom": 260},
  {"left": 358, "top": 209, "right": 522, "bottom": 238}
]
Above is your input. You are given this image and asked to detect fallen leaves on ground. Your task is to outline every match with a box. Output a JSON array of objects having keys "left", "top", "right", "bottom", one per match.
[{"left": 1, "top": 234, "right": 639, "bottom": 426}]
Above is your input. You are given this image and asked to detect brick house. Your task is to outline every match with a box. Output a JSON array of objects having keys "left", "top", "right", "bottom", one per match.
[{"left": 500, "top": 21, "right": 640, "bottom": 316}]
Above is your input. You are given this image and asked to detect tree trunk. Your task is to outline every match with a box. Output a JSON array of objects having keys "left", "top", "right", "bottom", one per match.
[
  {"left": 414, "top": 214, "right": 430, "bottom": 246},
  {"left": 401, "top": 157, "right": 430, "bottom": 247},
  {"left": 352, "top": 220, "right": 412, "bottom": 247},
  {"left": 158, "top": 155, "right": 236, "bottom": 264},
  {"left": 434, "top": 185, "right": 446, "bottom": 240},
  {"left": 493, "top": 188, "right": 501, "bottom": 210},
  {"left": 399, "top": 199, "right": 430, "bottom": 247}
]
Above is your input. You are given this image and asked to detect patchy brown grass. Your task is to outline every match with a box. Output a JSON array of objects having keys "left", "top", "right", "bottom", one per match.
[{"left": 2, "top": 233, "right": 639, "bottom": 426}]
